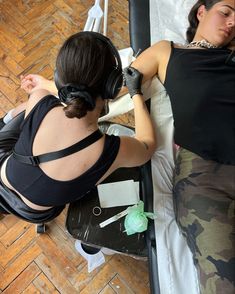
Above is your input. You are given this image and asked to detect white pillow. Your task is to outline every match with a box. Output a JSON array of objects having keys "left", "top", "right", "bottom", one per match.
[{"left": 150, "top": 0, "right": 196, "bottom": 44}]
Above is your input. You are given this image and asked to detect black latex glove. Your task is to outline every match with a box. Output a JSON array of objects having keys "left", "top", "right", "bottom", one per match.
[{"left": 123, "top": 66, "right": 143, "bottom": 98}]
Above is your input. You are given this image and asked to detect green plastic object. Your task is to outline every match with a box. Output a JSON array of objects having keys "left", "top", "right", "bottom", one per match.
[{"left": 124, "top": 200, "right": 157, "bottom": 235}]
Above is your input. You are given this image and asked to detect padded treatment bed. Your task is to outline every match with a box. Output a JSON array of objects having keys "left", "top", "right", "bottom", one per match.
[{"left": 126, "top": 0, "right": 200, "bottom": 293}]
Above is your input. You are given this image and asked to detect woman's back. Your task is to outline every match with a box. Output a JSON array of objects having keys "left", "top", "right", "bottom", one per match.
[
  {"left": 4, "top": 95, "right": 120, "bottom": 207},
  {"left": 33, "top": 100, "right": 105, "bottom": 181}
]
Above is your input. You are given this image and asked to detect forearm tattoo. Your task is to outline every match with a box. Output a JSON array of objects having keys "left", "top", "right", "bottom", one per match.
[{"left": 142, "top": 141, "right": 149, "bottom": 150}]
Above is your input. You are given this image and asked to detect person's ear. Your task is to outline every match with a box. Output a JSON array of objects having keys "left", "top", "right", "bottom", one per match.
[{"left": 197, "top": 5, "right": 206, "bottom": 21}]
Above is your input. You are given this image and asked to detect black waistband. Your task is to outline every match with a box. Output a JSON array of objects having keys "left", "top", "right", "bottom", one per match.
[{"left": 0, "top": 178, "right": 64, "bottom": 223}]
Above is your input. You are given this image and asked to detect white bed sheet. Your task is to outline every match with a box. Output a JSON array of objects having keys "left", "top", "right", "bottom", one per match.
[
  {"left": 149, "top": 1, "right": 200, "bottom": 293},
  {"left": 149, "top": 80, "right": 199, "bottom": 294},
  {"left": 99, "top": 1, "right": 201, "bottom": 292}
]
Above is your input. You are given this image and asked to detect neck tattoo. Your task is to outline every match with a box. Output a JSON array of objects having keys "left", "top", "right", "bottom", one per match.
[{"left": 186, "top": 39, "right": 218, "bottom": 49}]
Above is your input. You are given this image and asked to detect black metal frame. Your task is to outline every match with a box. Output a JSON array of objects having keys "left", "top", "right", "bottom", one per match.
[{"left": 128, "top": 1, "right": 160, "bottom": 293}]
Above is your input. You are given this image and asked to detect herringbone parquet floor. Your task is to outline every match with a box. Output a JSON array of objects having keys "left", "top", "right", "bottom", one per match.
[{"left": 0, "top": 0, "right": 150, "bottom": 293}]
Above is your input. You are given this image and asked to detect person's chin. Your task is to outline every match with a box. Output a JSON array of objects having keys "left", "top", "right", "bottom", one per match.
[
  {"left": 222, "top": 38, "right": 235, "bottom": 48},
  {"left": 218, "top": 31, "right": 234, "bottom": 46}
]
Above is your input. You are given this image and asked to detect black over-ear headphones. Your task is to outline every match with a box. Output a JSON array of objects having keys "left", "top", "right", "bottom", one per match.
[{"left": 54, "top": 31, "right": 123, "bottom": 101}]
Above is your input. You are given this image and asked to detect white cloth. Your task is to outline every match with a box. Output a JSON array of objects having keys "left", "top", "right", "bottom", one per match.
[
  {"left": 149, "top": 78, "right": 199, "bottom": 294},
  {"left": 150, "top": 0, "right": 196, "bottom": 45}
]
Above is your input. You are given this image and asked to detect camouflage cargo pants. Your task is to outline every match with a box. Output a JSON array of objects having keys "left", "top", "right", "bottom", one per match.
[{"left": 173, "top": 148, "right": 235, "bottom": 294}]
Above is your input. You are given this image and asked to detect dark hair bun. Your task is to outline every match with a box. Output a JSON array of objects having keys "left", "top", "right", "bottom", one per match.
[{"left": 58, "top": 84, "right": 96, "bottom": 110}]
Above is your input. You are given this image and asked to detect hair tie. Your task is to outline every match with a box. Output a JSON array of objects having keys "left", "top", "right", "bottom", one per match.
[{"left": 58, "top": 84, "right": 96, "bottom": 109}]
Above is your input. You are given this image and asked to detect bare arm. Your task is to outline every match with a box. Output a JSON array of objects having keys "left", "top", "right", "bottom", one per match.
[
  {"left": 132, "top": 40, "right": 171, "bottom": 84},
  {"left": 118, "top": 93, "right": 156, "bottom": 167},
  {"left": 3, "top": 74, "right": 57, "bottom": 120},
  {"left": 117, "top": 41, "right": 170, "bottom": 99},
  {"left": 20, "top": 74, "right": 58, "bottom": 117},
  {"left": 21, "top": 74, "right": 58, "bottom": 96},
  {"left": 115, "top": 67, "right": 157, "bottom": 168},
  {"left": 131, "top": 42, "right": 161, "bottom": 83},
  {"left": 24, "top": 89, "right": 52, "bottom": 118}
]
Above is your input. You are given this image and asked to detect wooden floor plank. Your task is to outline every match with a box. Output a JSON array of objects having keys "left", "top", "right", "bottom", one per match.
[
  {"left": 0, "top": 225, "right": 36, "bottom": 268},
  {"left": 19, "top": 40, "right": 55, "bottom": 69},
  {"left": 99, "top": 284, "right": 117, "bottom": 294},
  {"left": 0, "top": 24, "right": 26, "bottom": 50},
  {"left": 46, "top": 222, "right": 85, "bottom": 268},
  {"left": 36, "top": 234, "right": 82, "bottom": 286},
  {"left": 80, "top": 263, "right": 117, "bottom": 294},
  {"left": 0, "top": 47, "right": 24, "bottom": 77},
  {"left": 109, "top": 274, "right": 135, "bottom": 294},
  {"left": 120, "top": 255, "right": 149, "bottom": 284},
  {"left": 109, "top": 255, "right": 150, "bottom": 294},
  {"left": 73, "top": 261, "right": 107, "bottom": 292},
  {"left": 25, "top": 1, "right": 56, "bottom": 21},
  {"left": 0, "top": 243, "right": 42, "bottom": 290},
  {"left": 0, "top": 215, "right": 19, "bottom": 230},
  {"left": 0, "top": 35, "right": 25, "bottom": 64},
  {"left": 2, "top": 262, "right": 41, "bottom": 294},
  {"left": 0, "top": 2, "right": 29, "bottom": 26},
  {"left": 35, "top": 253, "right": 78, "bottom": 293},
  {"left": 0, "top": 220, "right": 31, "bottom": 248},
  {"left": 0, "top": 222, "right": 8, "bottom": 238},
  {"left": 22, "top": 283, "right": 41, "bottom": 294},
  {"left": 32, "top": 272, "right": 60, "bottom": 293}
]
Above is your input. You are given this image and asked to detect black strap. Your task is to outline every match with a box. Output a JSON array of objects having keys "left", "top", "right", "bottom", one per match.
[{"left": 12, "top": 129, "right": 103, "bottom": 166}]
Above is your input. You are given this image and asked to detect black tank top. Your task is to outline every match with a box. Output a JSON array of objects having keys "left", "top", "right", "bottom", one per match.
[
  {"left": 164, "top": 43, "right": 235, "bottom": 165},
  {"left": 6, "top": 95, "right": 120, "bottom": 206}
]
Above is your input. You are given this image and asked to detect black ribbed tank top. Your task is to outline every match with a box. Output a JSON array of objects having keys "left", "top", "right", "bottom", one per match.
[{"left": 164, "top": 43, "right": 235, "bottom": 165}]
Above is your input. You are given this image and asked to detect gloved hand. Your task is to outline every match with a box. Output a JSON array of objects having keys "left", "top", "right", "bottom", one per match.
[{"left": 123, "top": 66, "right": 143, "bottom": 98}]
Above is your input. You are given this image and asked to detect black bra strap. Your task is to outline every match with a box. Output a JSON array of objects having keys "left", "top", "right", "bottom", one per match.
[{"left": 12, "top": 129, "right": 103, "bottom": 166}]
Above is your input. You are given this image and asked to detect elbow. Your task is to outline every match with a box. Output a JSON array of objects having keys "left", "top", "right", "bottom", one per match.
[
  {"left": 148, "top": 141, "right": 157, "bottom": 159},
  {"left": 142, "top": 136, "right": 157, "bottom": 157},
  {"left": 143, "top": 140, "right": 157, "bottom": 163}
]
